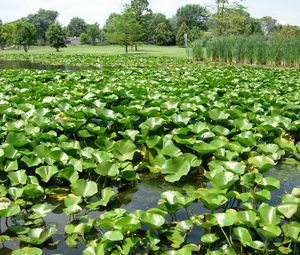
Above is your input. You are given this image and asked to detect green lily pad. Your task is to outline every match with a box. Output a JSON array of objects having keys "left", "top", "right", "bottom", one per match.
[
  {"left": 141, "top": 212, "right": 165, "bottom": 228},
  {"left": 201, "top": 233, "right": 220, "bottom": 244},
  {"left": 248, "top": 155, "right": 275, "bottom": 171},
  {"left": 233, "top": 227, "right": 252, "bottom": 246},
  {"left": 103, "top": 230, "right": 124, "bottom": 241},
  {"left": 36, "top": 165, "right": 59, "bottom": 183},
  {"left": 111, "top": 139, "right": 136, "bottom": 161},
  {"left": 71, "top": 179, "right": 98, "bottom": 197},
  {"left": 12, "top": 247, "right": 43, "bottom": 255}
]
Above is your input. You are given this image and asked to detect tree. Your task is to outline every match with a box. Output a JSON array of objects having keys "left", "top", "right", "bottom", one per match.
[
  {"left": 25, "top": 9, "right": 58, "bottom": 44},
  {"left": 211, "top": 3, "right": 259, "bottom": 35},
  {"left": 14, "top": 21, "right": 37, "bottom": 52},
  {"left": 259, "top": 16, "right": 279, "bottom": 37},
  {"left": 81, "top": 23, "right": 103, "bottom": 45},
  {"left": 106, "top": 7, "right": 143, "bottom": 54},
  {"left": 175, "top": 4, "right": 209, "bottom": 31},
  {"left": 148, "top": 13, "right": 175, "bottom": 44},
  {"left": 0, "top": 20, "right": 5, "bottom": 49},
  {"left": 213, "top": 0, "right": 248, "bottom": 35},
  {"left": 131, "top": 0, "right": 152, "bottom": 48},
  {"left": 273, "top": 24, "right": 300, "bottom": 38},
  {"left": 153, "top": 22, "right": 174, "bottom": 45},
  {"left": 2, "top": 22, "right": 17, "bottom": 46},
  {"left": 67, "top": 17, "right": 87, "bottom": 37},
  {"left": 46, "top": 22, "right": 66, "bottom": 51},
  {"left": 176, "top": 22, "right": 190, "bottom": 47}
]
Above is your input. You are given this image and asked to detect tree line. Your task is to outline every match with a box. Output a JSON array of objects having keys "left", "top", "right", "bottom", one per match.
[{"left": 0, "top": 0, "right": 299, "bottom": 53}]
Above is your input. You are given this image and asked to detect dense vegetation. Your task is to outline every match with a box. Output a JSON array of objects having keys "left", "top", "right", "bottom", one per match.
[
  {"left": 0, "top": 55, "right": 299, "bottom": 254},
  {"left": 1, "top": 0, "right": 299, "bottom": 55},
  {"left": 191, "top": 35, "right": 300, "bottom": 67}
]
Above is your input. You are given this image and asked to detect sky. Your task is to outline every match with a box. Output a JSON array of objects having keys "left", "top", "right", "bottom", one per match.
[{"left": 0, "top": 0, "right": 299, "bottom": 27}]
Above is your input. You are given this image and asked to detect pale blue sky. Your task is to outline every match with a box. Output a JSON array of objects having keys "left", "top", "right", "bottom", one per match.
[{"left": 1, "top": 0, "right": 299, "bottom": 26}]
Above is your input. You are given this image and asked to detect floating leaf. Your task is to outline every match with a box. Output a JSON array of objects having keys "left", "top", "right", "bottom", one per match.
[
  {"left": 71, "top": 179, "right": 98, "bottom": 197},
  {"left": 233, "top": 227, "right": 252, "bottom": 246},
  {"left": 211, "top": 171, "right": 238, "bottom": 189},
  {"left": 36, "top": 165, "right": 59, "bottom": 183},
  {"left": 8, "top": 170, "right": 27, "bottom": 186},
  {"left": 161, "top": 156, "right": 190, "bottom": 182},
  {"left": 258, "top": 225, "right": 281, "bottom": 238},
  {"left": 12, "top": 247, "right": 43, "bottom": 255},
  {"left": 141, "top": 212, "right": 165, "bottom": 228},
  {"left": 111, "top": 139, "right": 136, "bottom": 161},
  {"left": 103, "top": 230, "right": 124, "bottom": 241},
  {"left": 248, "top": 156, "right": 275, "bottom": 171},
  {"left": 18, "top": 226, "right": 57, "bottom": 245},
  {"left": 258, "top": 204, "right": 280, "bottom": 225},
  {"left": 201, "top": 233, "right": 220, "bottom": 244}
]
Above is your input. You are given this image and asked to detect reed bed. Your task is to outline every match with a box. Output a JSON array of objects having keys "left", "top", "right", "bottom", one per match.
[{"left": 191, "top": 35, "right": 300, "bottom": 67}]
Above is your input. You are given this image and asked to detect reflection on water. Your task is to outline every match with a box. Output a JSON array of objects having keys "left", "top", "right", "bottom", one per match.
[
  {"left": 266, "top": 163, "right": 300, "bottom": 205},
  {"left": 0, "top": 59, "right": 97, "bottom": 71}
]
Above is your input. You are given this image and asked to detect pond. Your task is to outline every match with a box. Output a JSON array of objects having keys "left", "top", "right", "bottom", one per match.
[
  {"left": 0, "top": 59, "right": 98, "bottom": 71},
  {"left": 1, "top": 164, "right": 299, "bottom": 255}
]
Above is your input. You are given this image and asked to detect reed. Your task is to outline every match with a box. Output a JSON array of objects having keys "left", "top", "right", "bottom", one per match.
[{"left": 192, "top": 35, "right": 300, "bottom": 67}]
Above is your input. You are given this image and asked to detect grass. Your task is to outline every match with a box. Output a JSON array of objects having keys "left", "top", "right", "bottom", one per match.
[{"left": 1, "top": 44, "right": 189, "bottom": 58}]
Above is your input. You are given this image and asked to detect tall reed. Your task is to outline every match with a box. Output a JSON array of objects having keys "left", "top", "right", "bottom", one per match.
[{"left": 191, "top": 35, "right": 300, "bottom": 67}]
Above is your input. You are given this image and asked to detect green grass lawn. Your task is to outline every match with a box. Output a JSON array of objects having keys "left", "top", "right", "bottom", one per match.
[{"left": 1, "top": 44, "right": 190, "bottom": 58}]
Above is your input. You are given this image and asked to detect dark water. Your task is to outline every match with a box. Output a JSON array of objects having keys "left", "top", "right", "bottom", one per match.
[{"left": 0, "top": 59, "right": 97, "bottom": 71}]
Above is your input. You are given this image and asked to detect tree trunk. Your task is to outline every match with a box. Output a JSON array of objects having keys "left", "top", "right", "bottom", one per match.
[
  {"left": 135, "top": 44, "right": 138, "bottom": 51},
  {"left": 125, "top": 45, "right": 128, "bottom": 55},
  {"left": 23, "top": 45, "right": 28, "bottom": 52}
]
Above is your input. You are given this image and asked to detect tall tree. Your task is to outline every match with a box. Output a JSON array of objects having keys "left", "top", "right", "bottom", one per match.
[
  {"left": 2, "top": 22, "right": 17, "bottom": 46},
  {"left": 274, "top": 24, "right": 300, "bottom": 38},
  {"left": 25, "top": 9, "right": 58, "bottom": 44},
  {"left": 148, "top": 13, "right": 173, "bottom": 43},
  {"left": 213, "top": 0, "right": 248, "bottom": 34},
  {"left": 153, "top": 22, "right": 174, "bottom": 46},
  {"left": 259, "top": 16, "right": 279, "bottom": 37},
  {"left": 211, "top": 3, "right": 257, "bottom": 35},
  {"left": 14, "top": 21, "right": 37, "bottom": 52},
  {"left": 67, "top": 17, "right": 87, "bottom": 37},
  {"left": 106, "top": 7, "right": 143, "bottom": 54},
  {"left": 0, "top": 20, "right": 5, "bottom": 49},
  {"left": 46, "top": 22, "right": 66, "bottom": 51},
  {"left": 131, "top": 0, "right": 152, "bottom": 48},
  {"left": 176, "top": 22, "right": 190, "bottom": 47},
  {"left": 80, "top": 23, "right": 103, "bottom": 45},
  {"left": 175, "top": 4, "right": 209, "bottom": 31}
]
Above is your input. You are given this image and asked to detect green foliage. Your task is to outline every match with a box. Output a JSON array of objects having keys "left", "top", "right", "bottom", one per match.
[
  {"left": 66, "top": 17, "right": 87, "bottom": 37},
  {"left": 153, "top": 22, "right": 174, "bottom": 45},
  {"left": 0, "top": 20, "right": 5, "bottom": 49},
  {"left": 176, "top": 22, "right": 189, "bottom": 47},
  {"left": 13, "top": 21, "right": 37, "bottom": 52},
  {"left": 0, "top": 55, "right": 299, "bottom": 254},
  {"left": 106, "top": 7, "right": 143, "bottom": 54},
  {"left": 25, "top": 8, "right": 58, "bottom": 45},
  {"left": 80, "top": 23, "right": 103, "bottom": 45},
  {"left": 259, "top": 16, "right": 279, "bottom": 36},
  {"left": 46, "top": 22, "right": 66, "bottom": 51},
  {"left": 211, "top": 3, "right": 261, "bottom": 36},
  {"left": 131, "top": 0, "right": 152, "bottom": 43},
  {"left": 175, "top": 4, "right": 209, "bottom": 31},
  {"left": 192, "top": 35, "right": 300, "bottom": 67}
]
